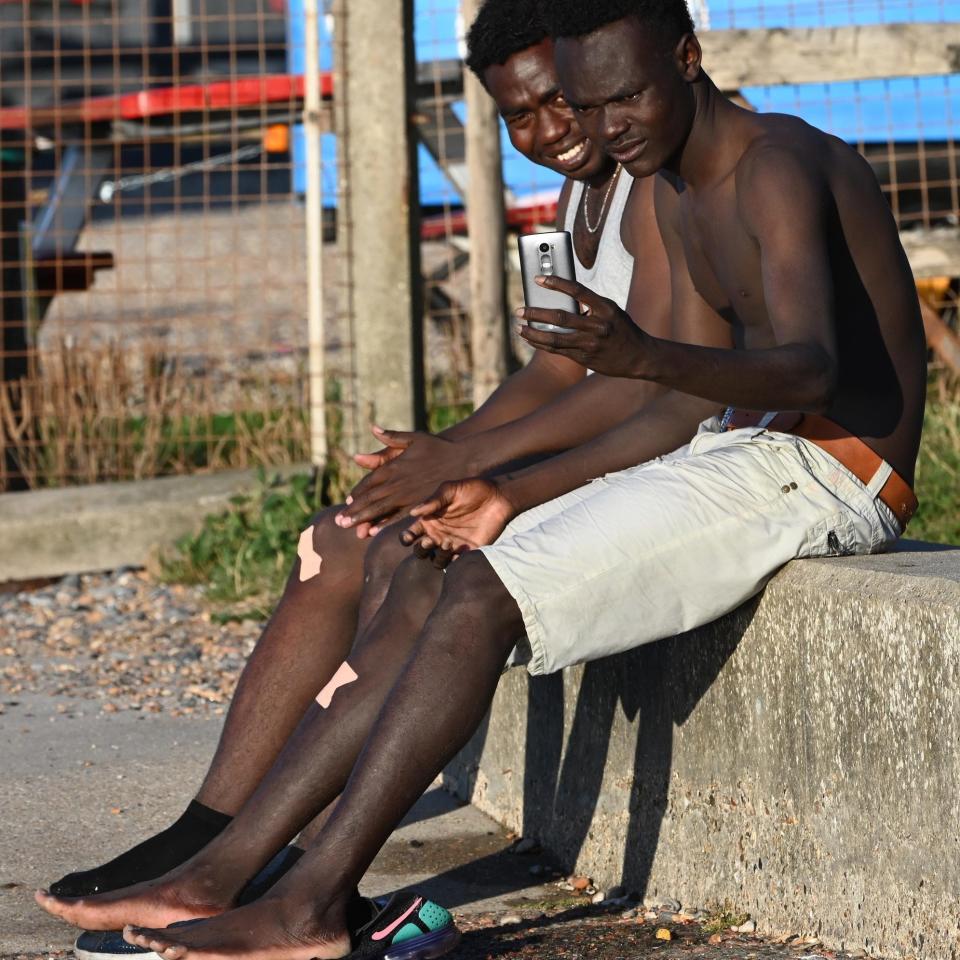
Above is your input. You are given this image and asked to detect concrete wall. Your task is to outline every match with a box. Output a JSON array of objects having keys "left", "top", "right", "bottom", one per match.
[
  {"left": 443, "top": 542, "right": 960, "bottom": 959},
  {"left": 0, "top": 466, "right": 309, "bottom": 582}
]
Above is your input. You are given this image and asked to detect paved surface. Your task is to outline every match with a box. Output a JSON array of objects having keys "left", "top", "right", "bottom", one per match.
[
  {"left": 0, "top": 692, "right": 562, "bottom": 956},
  {"left": 0, "top": 691, "right": 878, "bottom": 960}
]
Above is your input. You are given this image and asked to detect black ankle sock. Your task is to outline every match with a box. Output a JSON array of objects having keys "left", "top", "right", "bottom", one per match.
[{"left": 49, "top": 799, "right": 233, "bottom": 897}]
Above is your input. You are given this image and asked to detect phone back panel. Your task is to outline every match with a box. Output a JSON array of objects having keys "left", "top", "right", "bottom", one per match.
[{"left": 518, "top": 231, "right": 578, "bottom": 315}]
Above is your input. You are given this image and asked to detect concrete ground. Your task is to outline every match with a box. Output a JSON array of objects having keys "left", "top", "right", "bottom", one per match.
[{"left": 0, "top": 692, "right": 561, "bottom": 958}]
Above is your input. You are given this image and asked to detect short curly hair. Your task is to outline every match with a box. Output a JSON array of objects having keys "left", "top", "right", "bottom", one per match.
[
  {"left": 544, "top": 0, "right": 694, "bottom": 49},
  {"left": 464, "top": 0, "right": 550, "bottom": 81}
]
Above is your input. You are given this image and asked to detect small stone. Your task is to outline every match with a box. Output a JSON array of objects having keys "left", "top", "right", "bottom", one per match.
[
  {"left": 591, "top": 891, "right": 606, "bottom": 904},
  {"left": 500, "top": 914, "right": 522, "bottom": 925},
  {"left": 620, "top": 908, "right": 638, "bottom": 919},
  {"left": 655, "top": 928, "right": 672, "bottom": 941},
  {"left": 101, "top": 702, "right": 118, "bottom": 713},
  {"left": 643, "top": 910, "right": 658, "bottom": 921},
  {"left": 733, "top": 920, "right": 756, "bottom": 934},
  {"left": 661, "top": 898, "right": 681, "bottom": 913},
  {"left": 556, "top": 881, "right": 575, "bottom": 891},
  {"left": 571, "top": 875, "right": 591, "bottom": 892},
  {"left": 513, "top": 837, "right": 540, "bottom": 855},
  {"left": 708, "top": 933, "right": 723, "bottom": 945}
]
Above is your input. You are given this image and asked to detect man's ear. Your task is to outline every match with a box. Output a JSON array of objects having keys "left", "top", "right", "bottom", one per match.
[{"left": 674, "top": 32, "right": 702, "bottom": 82}]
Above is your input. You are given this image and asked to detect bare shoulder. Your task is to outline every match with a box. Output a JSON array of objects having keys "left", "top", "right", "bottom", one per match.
[
  {"left": 620, "top": 173, "right": 654, "bottom": 256},
  {"left": 652, "top": 171, "right": 682, "bottom": 234},
  {"left": 734, "top": 117, "right": 838, "bottom": 233}
]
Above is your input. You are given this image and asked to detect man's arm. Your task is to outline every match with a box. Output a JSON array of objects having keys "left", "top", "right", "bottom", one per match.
[
  {"left": 442, "top": 177, "right": 585, "bottom": 440},
  {"left": 496, "top": 187, "right": 729, "bottom": 511},
  {"left": 521, "top": 154, "right": 840, "bottom": 413},
  {"left": 403, "top": 182, "right": 731, "bottom": 550},
  {"left": 453, "top": 175, "right": 674, "bottom": 471}
]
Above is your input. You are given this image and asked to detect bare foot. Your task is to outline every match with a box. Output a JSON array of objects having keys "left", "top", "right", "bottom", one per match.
[
  {"left": 34, "top": 870, "right": 229, "bottom": 931},
  {"left": 123, "top": 896, "right": 350, "bottom": 960}
]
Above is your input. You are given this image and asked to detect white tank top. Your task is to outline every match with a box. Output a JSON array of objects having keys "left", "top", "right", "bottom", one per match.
[{"left": 563, "top": 168, "right": 635, "bottom": 309}]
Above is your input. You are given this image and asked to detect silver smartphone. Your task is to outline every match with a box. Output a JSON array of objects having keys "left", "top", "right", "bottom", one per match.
[{"left": 518, "top": 231, "right": 578, "bottom": 333}]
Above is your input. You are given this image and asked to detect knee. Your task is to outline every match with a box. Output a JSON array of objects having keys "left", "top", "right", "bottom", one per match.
[
  {"left": 362, "top": 520, "right": 411, "bottom": 586},
  {"left": 293, "top": 504, "right": 366, "bottom": 587},
  {"left": 432, "top": 552, "right": 522, "bottom": 649}
]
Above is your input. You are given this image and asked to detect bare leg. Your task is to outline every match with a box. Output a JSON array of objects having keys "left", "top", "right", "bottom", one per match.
[
  {"left": 196, "top": 507, "right": 373, "bottom": 813},
  {"left": 123, "top": 554, "right": 521, "bottom": 960},
  {"left": 37, "top": 551, "right": 447, "bottom": 931}
]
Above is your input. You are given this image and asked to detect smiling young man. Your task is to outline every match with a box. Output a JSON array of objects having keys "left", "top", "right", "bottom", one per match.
[
  {"left": 66, "top": 2, "right": 929, "bottom": 958},
  {"left": 35, "top": 0, "right": 684, "bottom": 949}
]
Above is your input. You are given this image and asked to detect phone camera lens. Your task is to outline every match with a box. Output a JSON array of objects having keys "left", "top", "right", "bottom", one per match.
[{"left": 539, "top": 242, "right": 550, "bottom": 253}]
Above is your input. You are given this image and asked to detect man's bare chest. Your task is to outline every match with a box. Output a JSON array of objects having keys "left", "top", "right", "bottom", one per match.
[{"left": 679, "top": 194, "right": 766, "bottom": 325}]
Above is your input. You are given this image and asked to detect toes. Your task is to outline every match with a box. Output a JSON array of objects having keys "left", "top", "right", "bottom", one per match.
[
  {"left": 161, "top": 946, "right": 186, "bottom": 960},
  {"left": 124, "top": 925, "right": 155, "bottom": 948}
]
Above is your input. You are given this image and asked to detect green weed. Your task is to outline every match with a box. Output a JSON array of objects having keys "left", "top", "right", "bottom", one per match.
[
  {"left": 701, "top": 902, "right": 750, "bottom": 935},
  {"left": 910, "top": 377, "right": 960, "bottom": 546}
]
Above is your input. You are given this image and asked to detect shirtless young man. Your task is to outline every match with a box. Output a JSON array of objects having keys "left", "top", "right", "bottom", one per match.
[
  {"left": 36, "top": 0, "right": 683, "bottom": 939},
  {"left": 38, "top": 1, "right": 924, "bottom": 958}
]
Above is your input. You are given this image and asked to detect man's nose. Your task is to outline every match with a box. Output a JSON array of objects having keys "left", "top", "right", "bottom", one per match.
[
  {"left": 600, "top": 105, "right": 629, "bottom": 143},
  {"left": 540, "top": 105, "right": 570, "bottom": 145}
]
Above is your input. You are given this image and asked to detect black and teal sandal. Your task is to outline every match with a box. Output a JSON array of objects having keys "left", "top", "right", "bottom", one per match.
[
  {"left": 347, "top": 892, "right": 460, "bottom": 959},
  {"left": 74, "top": 891, "right": 459, "bottom": 960}
]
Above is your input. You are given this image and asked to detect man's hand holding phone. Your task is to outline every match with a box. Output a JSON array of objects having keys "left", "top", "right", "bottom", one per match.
[{"left": 518, "top": 274, "right": 655, "bottom": 379}]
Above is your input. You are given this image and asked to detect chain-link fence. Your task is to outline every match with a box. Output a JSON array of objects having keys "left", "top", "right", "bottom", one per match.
[{"left": 0, "top": 1, "right": 342, "bottom": 490}]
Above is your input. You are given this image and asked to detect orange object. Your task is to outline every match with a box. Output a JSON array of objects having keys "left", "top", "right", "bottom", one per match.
[{"left": 264, "top": 123, "right": 290, "bottom": 154}]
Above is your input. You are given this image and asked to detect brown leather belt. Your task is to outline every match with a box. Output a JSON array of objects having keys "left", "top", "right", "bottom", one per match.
[{"left": 724, "top": 410, "right": 917, "bottom": 530}]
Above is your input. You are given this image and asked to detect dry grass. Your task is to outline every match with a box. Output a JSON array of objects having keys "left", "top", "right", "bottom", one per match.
[
  {"left": 0, "top": 339, "right": 310, "bottom": 489},
  {"left": 911, "top": 373, "right": 960, "bottom": 546}
]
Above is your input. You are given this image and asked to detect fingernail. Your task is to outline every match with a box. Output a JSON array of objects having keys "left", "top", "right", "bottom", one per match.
[
  {"left": 372, "top": 424, "right": 384, "bottom": 433},
  {"left": 369, "top": 526, "right": 381, "bottom": 537},
  {"left": 341, "top": 516, "right": 354, "bottom": 528},
  {"left": 535, "top": 275, "right": 546, "bottom": 285},
  {"left": 345, "top": 495, "right": 353, "bottom": 505}
]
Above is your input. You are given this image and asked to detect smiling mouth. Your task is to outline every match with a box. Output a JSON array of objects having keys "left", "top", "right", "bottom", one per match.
[{"left": 551, "top": 139, "right": 589, "bottom": 166}]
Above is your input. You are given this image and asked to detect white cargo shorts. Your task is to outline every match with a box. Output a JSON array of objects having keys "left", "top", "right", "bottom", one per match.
[{"left": 479, "top": 417, "right": 902, "bottom": 676}]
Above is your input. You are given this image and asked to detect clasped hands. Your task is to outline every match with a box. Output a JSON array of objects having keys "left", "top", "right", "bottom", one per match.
[{"left": 337, "top": 277, "right": 646, "bottom": 566}]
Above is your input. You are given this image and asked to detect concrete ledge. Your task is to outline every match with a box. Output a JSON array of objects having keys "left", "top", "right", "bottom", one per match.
[
  {"left": 0, "top": 466, "right": 310, "bottom": 582},
  {"left": 444, "top": 542, "right": 960, "bottom": 959}
]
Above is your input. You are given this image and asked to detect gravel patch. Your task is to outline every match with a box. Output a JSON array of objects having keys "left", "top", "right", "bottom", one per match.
[{"left": 0, "top": 571, "right": 262, "bottom": 717}]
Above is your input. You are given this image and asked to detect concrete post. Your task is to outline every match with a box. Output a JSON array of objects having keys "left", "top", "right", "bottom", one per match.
[
  {"left": 335, "top": 0, "right": 424, "bottom": 452},
  {"left": 462, "top": 0, "right": 509, "bottom": 408}
]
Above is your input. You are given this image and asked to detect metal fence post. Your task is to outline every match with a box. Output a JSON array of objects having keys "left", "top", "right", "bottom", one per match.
[
  {"left": 335, "top": 0, "right": 424, "bottom": 452},
  {"left": 302, "top": 0, "right": 327, "bottom": 468}
]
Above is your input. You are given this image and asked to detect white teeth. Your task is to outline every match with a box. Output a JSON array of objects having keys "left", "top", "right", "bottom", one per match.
[{"left": 557, "top": 140, "right": 586, "bottom": 163}]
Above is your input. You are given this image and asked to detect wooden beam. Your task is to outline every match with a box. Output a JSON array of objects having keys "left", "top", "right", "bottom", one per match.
[
  {"left": 335, "top": 0, "right": 425, "bottom": 449},
  {"left": 701, "top": 22, "right": 960, "bottom": 87},
  {"left": 462, "top": 0, "right": 509, "bottom": 408},
  {"left": 900, "top": 228, "right": 960, "bottom": 279}
]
